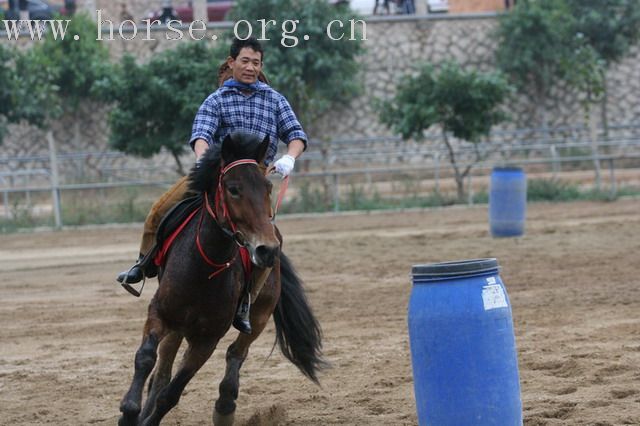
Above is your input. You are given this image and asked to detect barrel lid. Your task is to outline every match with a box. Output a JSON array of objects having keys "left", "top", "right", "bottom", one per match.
[
  {"left": 412, "top": 258, "right": 499, "bottom": 278},
  {"left": 492, "top": 166, "right": 524, "bottom": 172}
]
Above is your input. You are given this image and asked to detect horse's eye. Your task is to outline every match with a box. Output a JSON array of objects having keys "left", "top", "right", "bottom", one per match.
[{"left": 227, "top": 185, "right": 241, "bottom": 198}]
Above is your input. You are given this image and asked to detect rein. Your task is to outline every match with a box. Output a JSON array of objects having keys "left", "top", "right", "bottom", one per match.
[
  {"left": 271, "top": 175, "right": 289, "bottom": 221},
  {"left": 196, "top": 159, "right": 258, "bottom": 279}
]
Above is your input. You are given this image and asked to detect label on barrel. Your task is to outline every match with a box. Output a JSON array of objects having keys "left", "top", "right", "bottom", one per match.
[{"left": 482, "top": 282, "right": 508, "bottom": 310}]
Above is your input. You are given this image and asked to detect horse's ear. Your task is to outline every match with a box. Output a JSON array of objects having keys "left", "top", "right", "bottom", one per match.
[
  {"left": 221, "top": 134, "right": 234, "bottom": 163},
  {"left": 257, "top": 135, "right": 270, "bottom": 165}
]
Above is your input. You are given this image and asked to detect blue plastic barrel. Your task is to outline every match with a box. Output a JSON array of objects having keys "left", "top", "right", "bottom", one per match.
[
  {"left": 489, "top": 167, "right": 527, "bottom": 237},
  {"left": 408, "top": 259, "right": 522, "bottom": 426}
]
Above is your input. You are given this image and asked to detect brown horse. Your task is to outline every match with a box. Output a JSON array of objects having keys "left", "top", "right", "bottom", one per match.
[{"left": 118, "top": 132, "right": 325, "bottom": 426}]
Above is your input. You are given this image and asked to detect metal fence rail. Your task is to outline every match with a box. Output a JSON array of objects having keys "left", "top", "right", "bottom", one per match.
[{"left": 2, "top": 124, "right": 640, "bottom": 225}]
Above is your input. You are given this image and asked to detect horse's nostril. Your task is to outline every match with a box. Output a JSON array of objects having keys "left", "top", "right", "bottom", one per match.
[{"left": 255, "top": 245, "right": 278, "bottom": 267}]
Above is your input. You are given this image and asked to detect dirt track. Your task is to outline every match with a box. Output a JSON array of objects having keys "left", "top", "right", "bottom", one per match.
[{"left": 1, "top": 199, "right": 639, "bottom": 425}]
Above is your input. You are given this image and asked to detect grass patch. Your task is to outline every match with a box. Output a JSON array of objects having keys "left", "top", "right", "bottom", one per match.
[
  {"left": 61, "top": 187, "right": 152, "bottom": 226},
  {"left": 526, "top": 178, "right": 640, "bottom": 202},
  {"left": 279, "top": 179, "right": 640, "bottom": 214},
  {"left": 0, "top": 204, "right": 52, "bottom": 232},
  {"left": 1, "top": 179, "right": 639, "bottom": 232},
  {"left": 281, "top": 182, "right": 459, "bottom": 214},
  {"left": 527, "top": 178, "right": 582, "bottom": 201},
  {"left": 280, "top": 181, "right": 328, "bottom": 214}
]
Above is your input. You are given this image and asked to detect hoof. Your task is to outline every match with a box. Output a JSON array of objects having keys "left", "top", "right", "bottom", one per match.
[
  {"left": 213, "top": 410, "right": 235, "bottom": 426},
  {"left": 118, "top": 413, "right": 138, "bottom": 426},
  {"left": 119, "top": 401, "right": 140, "bottom": 426},
  {"left": 120, "top": 400, "right": 140, "bottom": 414}
]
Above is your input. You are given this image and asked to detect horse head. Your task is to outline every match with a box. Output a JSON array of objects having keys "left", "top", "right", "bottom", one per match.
[{"left": 189, "top": 132, "right": 280, "bottom": 268}]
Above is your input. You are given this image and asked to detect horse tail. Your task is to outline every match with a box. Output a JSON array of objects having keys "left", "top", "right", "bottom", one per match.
[{"left": 273, "top": 252, "right": 327, "bottom": 384}]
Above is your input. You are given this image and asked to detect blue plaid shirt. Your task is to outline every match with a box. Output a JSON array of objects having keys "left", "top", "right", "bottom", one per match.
[{"left": 189, "top": 80, "right": 307, "bottom": 164}]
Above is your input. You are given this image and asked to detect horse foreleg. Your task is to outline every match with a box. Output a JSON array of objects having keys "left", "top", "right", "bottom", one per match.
[
  {"left": 212, "top": 340, "right": 244, "bottom": 426},
  {"left": 140, "top": 339, "right": 217, "bottom": 426},
  {"left": 140, "top": 331, "right": 183, "bottom": 421},
  {"left": 214, "top": 293, "right": 277, "bottom": 426},
  {"left": 119, "top": 316, "right": 167, "bottom": 426}
]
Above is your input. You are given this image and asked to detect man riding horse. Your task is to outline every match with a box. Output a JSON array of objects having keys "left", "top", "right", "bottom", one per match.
[{"left": 116, "top": 37, "right": 307, "bottom": 335}]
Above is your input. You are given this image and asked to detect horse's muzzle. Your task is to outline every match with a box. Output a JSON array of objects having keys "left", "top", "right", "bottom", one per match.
[{"left": 252, "top": 244, "right": 279, "bottom": 268}]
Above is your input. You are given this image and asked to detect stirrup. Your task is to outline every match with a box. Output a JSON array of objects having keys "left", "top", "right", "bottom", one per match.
[{"left": 120, "top": 269, "right": 146, "bottom": 298}]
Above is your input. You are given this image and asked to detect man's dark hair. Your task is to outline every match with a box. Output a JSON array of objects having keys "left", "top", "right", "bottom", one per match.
[{"left": 229, "top": 37, "right": 264, "bottom": 61}]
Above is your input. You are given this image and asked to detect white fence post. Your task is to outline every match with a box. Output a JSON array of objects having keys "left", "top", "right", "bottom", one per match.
[
  {"left": 588, "top": 113, "right": 602, "bottom": 190},
  {"left": 47, "top": 131, "right": 63, "bottom": 229},
  {"left": 1, "top": 176, "right": 9, "bottom": 219},
  {"left": 609, "top": 159, "right": 617, "bottom": 198},
  {"left": 434, "top": 153, "right": 440, "bottom": 197},
  {"left": 333, "top": 174, "right": 340, "bottom": 212},
  {"left": 550, "top": 145, "right": 560, "bottom": 179}
]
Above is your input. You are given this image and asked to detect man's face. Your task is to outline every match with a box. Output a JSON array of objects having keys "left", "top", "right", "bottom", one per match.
[{"left": 227, "top": 47, "right": 263, "bottom": 85}]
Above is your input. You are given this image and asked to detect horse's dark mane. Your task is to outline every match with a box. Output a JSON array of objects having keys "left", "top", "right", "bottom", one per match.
[
  {"left": 188, "top": 145, "right": 221, "bottom": 194},
  {"left": 188, "top": 132, "right": 266, "bottom": 193}
]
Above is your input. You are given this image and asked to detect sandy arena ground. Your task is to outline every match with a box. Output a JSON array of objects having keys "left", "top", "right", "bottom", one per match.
[{"left": 1, "top": 199, "right": 639, "bottom": 425}]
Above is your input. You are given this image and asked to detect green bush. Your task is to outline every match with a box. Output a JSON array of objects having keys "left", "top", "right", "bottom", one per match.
[
  {"left": 527, "top": 178, "right": 581, "bottom": 201},
  {"left": 472, "top": 190, "right": 489, "bottom": 204}
]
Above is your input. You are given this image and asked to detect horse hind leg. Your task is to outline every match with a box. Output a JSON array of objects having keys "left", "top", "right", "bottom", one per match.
[
  {"left": 140, "top": 339, "right": 217, "bottom": 426},
  {"left": 140, "top": 331, "right": 183, "bottom": 421}
]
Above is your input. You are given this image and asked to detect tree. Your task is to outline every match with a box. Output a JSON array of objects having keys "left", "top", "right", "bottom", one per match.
[
  {"left": 495, "top": 0, "right": 577, "bottom": 128},
  {"left": 0, "top": 46, "right": 16, "bottom": 145},
  {"left": 0, "top": 44, "right": 61, "bottom": 145},
  {"left": 496, "top": 1, "right": 640, "bottom": 190},
  {"left": 0, "top": 13, "right": 109, "bottom": 150},
  {"left": 101, "top": 42, "right": 223, "bottom": 174},
  {"left": 38, "top": 13, "right": 110, "bottom": 108},
  {"left": 567, "top": 0, "right": 640, "bottom": 67},
  {"left": 380, "top": 63, "right": 511, "bottom": 201},
  {"left": 564, "top": 0, "right": 640, "bottom": 190},
  {"left": 34, "top": 12, "right": 110, "bottom": 149},
  {"left": 558, "top": 35, "right": 608, "bottom": 190},
  {"left": 565, "top": 0, "right": 640, "bottom": 136}
]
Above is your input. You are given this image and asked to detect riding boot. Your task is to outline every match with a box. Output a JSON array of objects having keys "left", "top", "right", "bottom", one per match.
[
  {"left": 232, "top": 293, "right": 252, "bottom": 335},
  {"left": 116, "top": 253, "right": 145, "bottom": 284}
]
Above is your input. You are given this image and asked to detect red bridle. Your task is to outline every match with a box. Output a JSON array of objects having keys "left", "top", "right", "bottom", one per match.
[
  {"left": 197, "top": 159, "right": 258, "bottom": 279},
  {"left": 195, "top": 158, "right": 289, "bottom": 279}
]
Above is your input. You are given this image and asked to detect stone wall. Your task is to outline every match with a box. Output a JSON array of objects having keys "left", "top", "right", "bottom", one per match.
[
  {"left": 320, "top": 14, "right": 640, "bottom": 139},
  {"left": 2, "top": 13, "right": 640, "bottom": 174}
]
